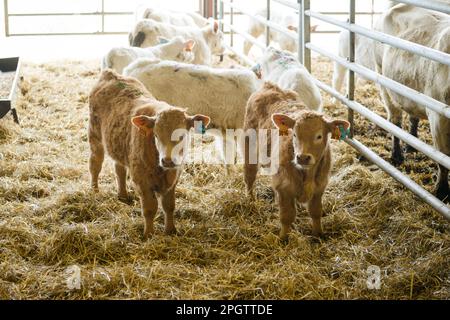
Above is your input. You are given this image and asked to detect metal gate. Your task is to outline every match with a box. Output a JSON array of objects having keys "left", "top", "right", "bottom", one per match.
[
  {"left": 213, "top": 0, "right": 450, "bottom": 219},
  {"left": 3, "top": 0, "right": 203, "bottom": 37}
]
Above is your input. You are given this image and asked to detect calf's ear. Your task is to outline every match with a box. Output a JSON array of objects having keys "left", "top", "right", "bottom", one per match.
[
  {"left": 328, "top": 119, "right": 351, "bottom": 140},
  {"left": 188, "top": 114, "right": 211, "bottom": 131},
  {"left": 184, "top": 39, "right": 196, "bottom": 52},
  {"left": 131, "top": 115, "right": 156, "bottom": 136},
  {"left": 213, "top": 20, "right": 219, "bottom": 33},
  {"left": 272, "top": 113, "right": 295, "bottom": 134}
]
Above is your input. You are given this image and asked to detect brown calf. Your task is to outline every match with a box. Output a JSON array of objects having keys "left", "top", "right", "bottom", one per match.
[
  {"left": 88, "top": 70, "right": 209, "bottom": 238},
  {"left": 244, "top": 82, "right": 349, "bottom": 239}
]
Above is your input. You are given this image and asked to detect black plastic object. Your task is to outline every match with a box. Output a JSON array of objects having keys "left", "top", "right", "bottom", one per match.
[{"left": 0, "top": 57, "right": 21, "bottom": 124}]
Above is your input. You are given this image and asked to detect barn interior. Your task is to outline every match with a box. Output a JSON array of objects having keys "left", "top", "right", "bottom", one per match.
[{"left": 0, "top": 0, "right": 449, "bottom": 299}]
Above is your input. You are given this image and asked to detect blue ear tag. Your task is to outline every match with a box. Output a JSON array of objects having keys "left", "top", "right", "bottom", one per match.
[
  {"left": 194, "top": 121, "right": 206, "bottom": 134},
  {"left": 158, "top": 37, "right": 169, "bottom": 44},
  {"left": 251, "top": 63, "right": 262, "bottom": 79},
  {"left": 339, "top": 125, "right": 350, "bottom": 141}
]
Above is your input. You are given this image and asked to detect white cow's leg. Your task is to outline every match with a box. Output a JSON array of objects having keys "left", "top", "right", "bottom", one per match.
[
  {"left": 429, "top": 115, "right": 450, "bottom": 202},
  {"left": 244, "top": 22, "right": 263, "bottom": 55},
  {"left": 380, "top": 87, "right": 404, "bottom": 166},
  {"left": 404, "top": 115, "right": 420, "bottom": 153}
]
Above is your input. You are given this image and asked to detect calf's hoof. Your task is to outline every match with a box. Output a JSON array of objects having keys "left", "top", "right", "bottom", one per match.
[
  {"left": 279, "top": 233, "right": 289, "bottom": 244},
  {"left": 311, "top": 230, "right": 324, "bottom": 238},
  {"left": 143, "top": 226, "right": 154, "bottom": 240},
  {"left": 164, "top": 226, "right": 177, "bottom": 235},
  {"left": 118, "top": 194, "right": 133, "bottom": 205}
]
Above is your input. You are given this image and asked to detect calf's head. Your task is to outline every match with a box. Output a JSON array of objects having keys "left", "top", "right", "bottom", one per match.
[
  {"left": 272, "top": 112, "right": 350, "bottom": 169},
  {"left": 203, "top": 20, "right": 226, "bottom": 55},
  {"left": 132, "top": 110, "right": 210, "bottom": 169},
  {"left": 158, "top": 36, "right": 196, "bottom": 63}
]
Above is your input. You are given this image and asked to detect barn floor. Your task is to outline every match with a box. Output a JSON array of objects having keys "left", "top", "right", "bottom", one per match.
[{"left": 0, "top": 56, "right": 449, "bottom": 299}]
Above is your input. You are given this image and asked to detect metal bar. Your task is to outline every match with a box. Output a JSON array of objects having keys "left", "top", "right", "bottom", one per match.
[
  {"left": 318, "top": 11, "right": 382, "bottom": 15},
  {"left": 302, "top": 0, "right": 311, "bottom": 71},
  {"left": 101, "top": 0, "right": 105, "bottom": 33},
  {"left": 370, "top": 0, "right": 374, "bottom": 28},
  {"left": 220, "top": 19, "right": 266, "bottom": 49},
  {"left": 346, "top": 139, "right": 450, "bottom": 220},
  {"left": 297, "top": 0, "right": 303, "bottom": 63},
  {"left": 347, "top": 0, "right": 355, "bottom": 138},
  {"left": 6, "top": 12, "right": 133, "bottom": 16},
  {"left": 305, "top": 10, "right": 450, "bottom": 67},
  {"left": 272, "top": 0, "right": 298, "bottom": 10},
  {"left": 223, "top": 43, "right": 255, "bottom": 66},
  {"left": 7, "top": 32, "right": 129, "bottom": 36},
  {"left": 230, "top": 0, "right": 234, "bottom": 46},
  {"left": 310, "top": 76, "right": 450, "bottom": 170},
  {"left": 311, "top": 80, "right": 450, "bottom": 219},
  {"left": 213, "top": 0, "right": 218, "bottom": 19},
  {"left": 266, "top": 0, "right": 271, "bottom": 46},
  {"left": 219, "top": 0, "right": 224, "bottom": 32},
  {"left": 220, "top": 11, "right": 382, "bottom": 15},
  {"left": 395, "top": 0, "right": 450, "bottom": 15},
  {"left": 4, "top": 0, "right": 9, "bottom": 37},
  {"left": 306, "top": 43, "right": 450, "bottom": 119}
]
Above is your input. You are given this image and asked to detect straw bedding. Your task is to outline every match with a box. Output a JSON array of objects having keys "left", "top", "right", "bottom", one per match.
[
  {"left": 0, "top": 56, "right": 449, "bottom": 299},
  {"left": 0, "top": 72, "right": 16, "bottom": 99}
]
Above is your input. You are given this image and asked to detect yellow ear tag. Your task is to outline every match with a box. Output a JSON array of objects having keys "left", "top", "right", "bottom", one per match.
[{"left": 332, "top": 126, "right": 341, "bottom": 140}]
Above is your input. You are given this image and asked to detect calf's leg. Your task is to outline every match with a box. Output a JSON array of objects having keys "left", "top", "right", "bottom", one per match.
[
  {"left": 278, "top": 192, "right": 296, "bottom": 241},
  {"left": 243, "top": 135, "right": 258, "bottom": 199},
  {"left": 88, "top": 117, "right": 104, "bottom": 191},
  {"left": 307, "top": 193, "right": 324, "bottom": 237},
  {"left": 161, "top": 188, "right": 177, "bottom": 235},
  {"left": 89, "top": 139, "right": 105, "bottom": 192},
  {"left": 115, "top": 163, "right": 128, "bottom": 201},
  {"left": 139, "top": 189, "right": 158, "bottom": 238}
]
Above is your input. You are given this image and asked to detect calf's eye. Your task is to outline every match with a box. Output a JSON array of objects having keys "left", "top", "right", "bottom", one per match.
[{"left": 317, "top": 135, "right": 322, "bottom": 140}]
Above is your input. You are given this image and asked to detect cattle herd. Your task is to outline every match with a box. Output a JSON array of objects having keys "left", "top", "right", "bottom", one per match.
[{"left": 90, "top": 3, "right": 449, "bottom": 240}]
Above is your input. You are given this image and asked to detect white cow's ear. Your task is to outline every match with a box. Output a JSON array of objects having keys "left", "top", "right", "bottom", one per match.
[
  {"left": 212, "top": 20, "right": 219, "bottom": 33},
  {"left": 132, "top": 115, "right": 156, "bottom": 136},
  {"left": 184, "top": 39, "right": 196, "bottom": 51}
]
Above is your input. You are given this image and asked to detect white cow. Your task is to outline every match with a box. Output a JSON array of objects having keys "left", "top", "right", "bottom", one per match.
[
  {"left": 244, "top": 8, "right": 298, "bottom": 54},
  {"left": 253, "top": 47, "right": 322, "bottom": 111},
  {"left": 102, "top": 36, "right": 195, "bottom": 74},
  {"left": 374, "top": 4, "right": 450, "bottom": 201},
  {"left": 123, "top": 59, "right": 259, "bottom": 165},
  {"left": 129, "top": 19, "right": 225, "bottom": 66},
  {"left": 332, "top": 0, "right": 397, "bottom": 93}
]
